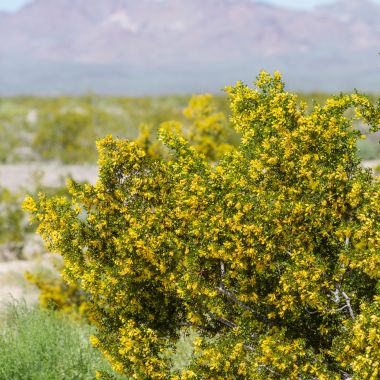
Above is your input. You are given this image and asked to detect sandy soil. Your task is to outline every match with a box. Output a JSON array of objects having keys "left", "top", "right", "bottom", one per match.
[
  {"left": 0, "top": 164, "right": 98, "bottom": 191},
  {"left": 0, "top": 255, "right": 57, "bottom": 309},
  {"left": 0, "top": 162, "right": 378, "bottom": 192},
  {"left": 0, "top": 164, "right": 97, "bottom": 309}
]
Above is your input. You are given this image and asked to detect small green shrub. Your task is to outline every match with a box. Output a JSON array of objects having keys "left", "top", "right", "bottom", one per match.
[
  {"left": 0, "top": 188, "right": 27, "bottom": 259},
  {"left": 0, "top": 302, "right": 126, "bottom": 380}
]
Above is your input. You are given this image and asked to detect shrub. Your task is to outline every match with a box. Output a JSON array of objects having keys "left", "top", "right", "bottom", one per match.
[
  {"left": 0, "top": 187, "right": 27, "bottom": 259},
  {"left": 0, "top": 302, "right": 125, "bottom": 380},
  {"left": 24, "top": 72, "right": 380, "bottom": 379},
  {"left": 33, "top": 111, "right": 97, "bottom": 163},
  {"left": 25, "top": 268, "right": 91, "bottom": 319},
  {"left": 135, "top": 94, "right": 234, "bottom": 161}
]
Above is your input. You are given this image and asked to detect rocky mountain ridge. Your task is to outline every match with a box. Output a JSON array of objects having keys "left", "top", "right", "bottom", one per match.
[{"left": 1, "top": 0, "right": 379, "bottom": 94}]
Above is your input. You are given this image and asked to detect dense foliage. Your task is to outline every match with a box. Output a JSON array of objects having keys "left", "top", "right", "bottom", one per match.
[
  {"left": 25, "top": 72, "right": 380, "bottom": 379},
  {"left": 25, "top": 267, "right": 91, "bottom": 318}
]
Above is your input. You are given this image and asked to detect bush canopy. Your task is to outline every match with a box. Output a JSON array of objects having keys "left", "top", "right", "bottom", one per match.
[{"left": 25, "top": 72, "right": 380, "bottom": 379}]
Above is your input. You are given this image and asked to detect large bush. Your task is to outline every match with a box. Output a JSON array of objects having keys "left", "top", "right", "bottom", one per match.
[{"left": 25, "top": 72, "right": 380, "bottom": 379}]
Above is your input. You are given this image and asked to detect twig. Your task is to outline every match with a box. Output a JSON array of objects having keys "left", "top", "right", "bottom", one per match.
[
  {"left": 341, "top": 290, "right": 355, "bottom": 321},
  {"left": 220, "top": 260, "right": 225, "bottom": 280},
  {"left": 208, "top": 312, "right": 237, "bottom": 329},
  {"left": 218, "top": 286, "right": 255, "bottom": 313}
]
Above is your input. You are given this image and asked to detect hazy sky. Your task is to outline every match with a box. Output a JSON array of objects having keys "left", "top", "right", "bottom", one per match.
[
  {"left": 0, "top": 0, "right": 31, "bottom": 12},
  {"left": 1, "top": 0, "right": 380, "bottom": 12}
]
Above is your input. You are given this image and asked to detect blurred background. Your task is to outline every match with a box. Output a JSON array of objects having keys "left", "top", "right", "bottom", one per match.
[{"left": 1, "top": 0, "right": 380, "bottom": 95}]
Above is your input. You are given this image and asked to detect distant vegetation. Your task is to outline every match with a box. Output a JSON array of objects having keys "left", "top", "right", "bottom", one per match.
[{"left": 0, "top": 92, "right": 378, "bottom": 165}]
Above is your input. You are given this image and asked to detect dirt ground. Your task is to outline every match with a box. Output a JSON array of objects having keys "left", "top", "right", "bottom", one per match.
[
  {"left": 0, "top": 164, "right": 98, "bottom": 309},
  {"left": 0, "top": 162, "right": 378, "bottom": 192},
  {"left": 0, "top": 254, "right": 58, "bottom": 309},
  {"left": 0, "top": 164, "right": 98, "bottom": 191}
]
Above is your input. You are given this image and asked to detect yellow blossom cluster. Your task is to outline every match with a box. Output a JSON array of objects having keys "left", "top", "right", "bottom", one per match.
[{"left": 25, "top": 268, "right": 91, "bottom": 319}]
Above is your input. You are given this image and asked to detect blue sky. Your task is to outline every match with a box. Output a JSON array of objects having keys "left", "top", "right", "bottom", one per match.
[
  {"left": 1, "top": 0, "right": 380, "bottom": 12},
  {"left": 0, "top": 0, "right": 31, "bottom": 12}
]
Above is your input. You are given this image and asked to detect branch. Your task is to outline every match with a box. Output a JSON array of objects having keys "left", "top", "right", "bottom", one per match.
[
  {"left": 328, "top": 227, "right": 355, "bottom": 321},
  {"left": 304, "top": 306, "right": 320, "bottom": 315},
  {"left": 257, "top": 364, "right": 281, "bottom": 376},
  {"left": 330, "top": 287, "right": 355, "bottom": 321},
  {"left": 217, "top": 286, "right": 255, "bottom": 313},
  {"left": 217, "top": 286, "right": 270, "bottom": 323},
  {"left": 341, "top": 290, "right": 355, "bottom": 321},
  {"left": 220, "top": 260, "right": 225, "bottom": 280},
  {"left": 218, "top": 260, "right": 268, "bottom": 323},
  {"left": 208, "top": 312, "right": 237, "bottom": 329},
  {"left": 330, "top": 289, "right": 340, "bottom": 304},
  {"left": 207, "top": 309, "right": 281, "bottom": 378}
]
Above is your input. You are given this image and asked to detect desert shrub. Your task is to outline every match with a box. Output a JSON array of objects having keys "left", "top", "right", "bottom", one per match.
[
  {"left": 25, "top": 269, "right": 91, "bottom": 319},
  {"left": 0, "top": 179, "right": 76, "bottom": 261},
  {"left": 25, "top": 72, "right": 380, "bottom": 379},
  {"left": 0, "top": 188, "right": 27, "bottom": 259},
  {"left": 33, "top": 111, "right": 97, "bottom": 163},
  {"left": 30, "top": 94, "right": 234, "bottom": 165},
  {"left": 0, "top": 302, "right": 126, "bottom": 380},
  {"left": 25, "top": 94, "right": 233, "bottom": 320},
  {"left": 136, "top": 94, "right": 235, "bottom": 161}
]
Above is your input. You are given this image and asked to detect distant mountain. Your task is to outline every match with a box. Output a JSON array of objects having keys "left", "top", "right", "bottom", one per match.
[{"left": 0, "top": 0, "right": 379, "bottom": 95}]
